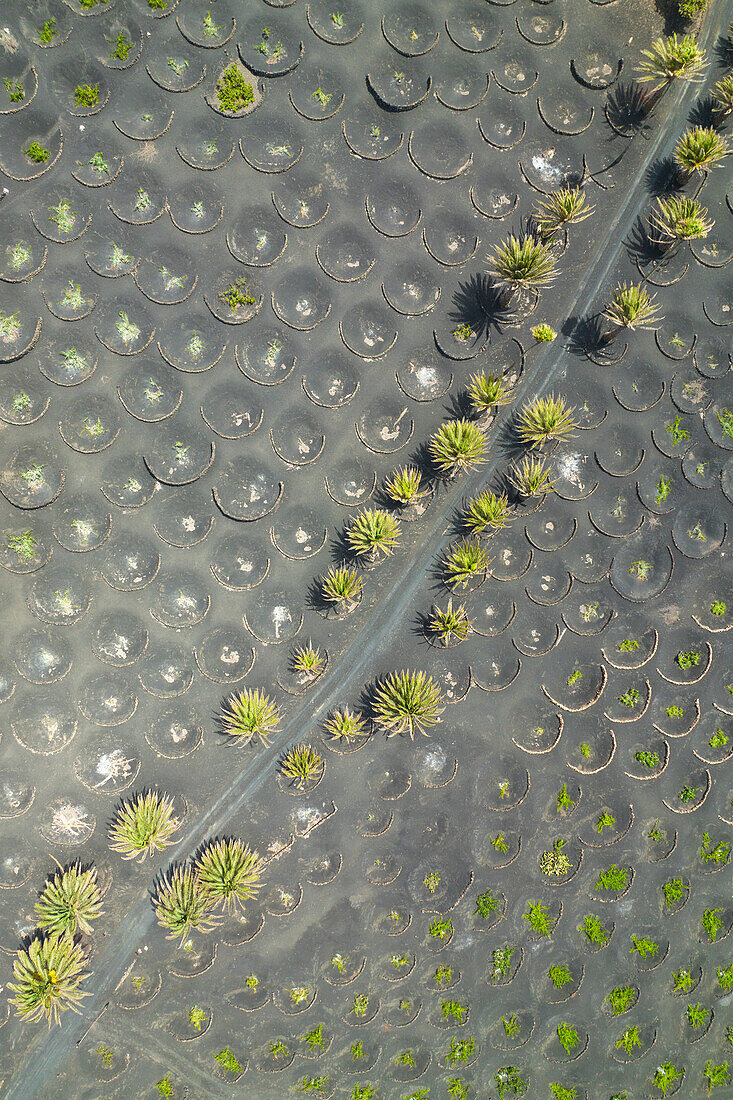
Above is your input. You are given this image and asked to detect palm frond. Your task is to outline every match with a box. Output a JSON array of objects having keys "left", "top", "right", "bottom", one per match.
[
  {"left": 535, "top": 186, "right": 595, "bottom": 236},
  {"left": 650, "top": 196, "right": 713, "bottom": 242},
  {"left": 674, "top": 126, "right": 730, "bottom": 175},
  {"left": 636, "top": 34, "right": 707, "bottom": 89}
]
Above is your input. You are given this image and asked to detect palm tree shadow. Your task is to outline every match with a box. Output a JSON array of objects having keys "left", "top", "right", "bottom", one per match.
[
  {"left": 449, "top": 273, "right": 514, "bottom": 339},
  {"left": 687, "top": 94, "right": 718, "bottom": 129},
  {"left": 626, "top": 214, "right": 666, "bottom": 268},
  {"left": 645, "top": 156, "right": 684, "bottom": 197},
  {"left": 605, "top": 82, "right": 654, "bottom": 139}
]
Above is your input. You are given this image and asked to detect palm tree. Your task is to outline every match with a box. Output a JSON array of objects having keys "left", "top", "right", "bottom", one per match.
[
  {"left": 635, "top": 34, "right": 707, "bottom": 97},
  {"left": 674, "top": 126, "right": 730, "bottom": 179},
  {"left": 649, "top": 196, "right": 713, "bottom": 246},
  {"left": 602, "top": 281, "right": 662, "bottom": 336},
  {"left": 535, "top": 186, "right": 594, "bottom": 238},
  {"left": 372, "top": 669, "right": 444, "bottom": 738},
  {"left": 516, "top": 395, "right": 576, "bottom": 448},
  {"left": 9, "top": 933, "right": 90, "bottom": 1025},
  {"left": 508, "top": 455, "right": 555, "bottom": 498},
  {"left": 346, "top": 508, "right": 401, "bottom": 563},
  {"left": 490, "top": 234, "right": 557, "bottom": 300},
  {"left": 429, "top": 419, "right": 487, "bottom": 478},
  {"left": 463, "top": 490, "right": 512, "bottom": 534}
]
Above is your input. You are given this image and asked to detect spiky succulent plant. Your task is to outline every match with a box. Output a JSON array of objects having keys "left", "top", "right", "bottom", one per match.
[
  {"left": 428, "top": 599, "right": 472, "bottom": 645},
  {"left": 346, "top": 508, "right": 401, "bottom": 561},
  {"left": 108, "top": 790, "right": 181, "bottom": 862},
  {"left": 372, "top": 669, "right": 443, "bottom": 738},
  {"left": 279, "top": 743, "right": 324, "bottom": 789},
  {"left": 516, "top": 394, "right": 576, "bottom": 448},
  {"left": 463, "top": 490, "right": 512, "bottom": 534},
  {"left": 323, "top": 706, "right": 367, "bottom": 740},
  {"left": 320, "top": 564, "right": 363, "bottom": 607},
  {"left": 384, "top": 465, "right": 429, "bottom": 506},
  {"left": 508, "top": 455, "right": 555, "bottom": 498},
  {"left": 153, "top": 865, "right": 219, "bottom": 943},
  {"left": 291, "top": 641, "right": 326, "bottom": 679},
  {"left": 490, "top": 234, "right": 557, "bottom": 293},
  {"left": 603, "top": 281, "right": 662, "bottom": 331},
  {"left": 194, "top": 838, "right": 265, "bottom": 912},
  {"left": 674, "top": 126, "right": 730, "bottom": 176},
  {"left": 535, "top": 186, "right": 594, "bottom": 237},
  {"left": 443, "top": 537, "right": 490, "bottom": 589},
  {"left": 34, "top": 862, "right": 103, "bottom": 936},
  {"left": 711, "top": 74, "right": 733, "bottom": 115},
  {"left": 467, "top": 371, "right": 514, "bottom": 417},
  {"left": 220, "top": 688, "right": 281, "bottom": 745},
  {"left": 429, "top": 419, "right": 487, "bottom": 477},
  {"left": 650, "top": 196, "right": 713, "bottom": 243}
]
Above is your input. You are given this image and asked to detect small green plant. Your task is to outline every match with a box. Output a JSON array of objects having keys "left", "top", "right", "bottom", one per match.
[
  {"left": 5, "top": 530, "right": 38, "bottom": 562},
  {"left": 301, "top": 1023, "right": 326, "bottom": 1051},
  {"left": 116, "top": 311, "right": 140, "bottom": 345},
  {"left": 516, "top": 394, "right": 576, "bottom": 448},
  {"left": 372, "top": 669, "right": 443, "bottom": 738},
  {"left": 321, "top": 565, "right": 363, "bottom": 608},
  {"left": 556, "top": 1022, "right": 580, "bottom": 1054},
  {"left": 202, "top": 9, "right": 224, "bottom": 36},
  {"left": 463, "top": 490, "right": 511, "bottom": 534},
  {"left": 491, "top": 233, "right": 557, "bottom": 293},
  {"left": 675, "top": 126, "right": 730, "bottom": 177},
  {"left": 96, "top": 1044, "right": 113, "bottom": 1067},
  {"left": 703, "top": 1061, "right": 730, "bottom": 1094},
  {"left": 666, "top": 705, "right": 684, "bottom": 718},
  {"left": 502, "top": 1013, "right": 521, "bottom": 1037},
  {"left": 490, "top": 833, "right": 509, "bottom": 853},
  {"left": 549, "top": 1087, "right": 576, "bottom": 1100},
  {"left": 541, "top": 839, "right": 572, "bottom": 877},
  {"left": 429, "top": 599, "right": 472, "bottom": 646},
  {"left": 701, "top": 907, "right": 724, "bottom": 942},
  {"left": 347, "top": 508, "right": 401, "bottom": 561},
  {"left": 215, "top": 1047, "right": 242, "bottom": 1074},
  {"left": 74, "top": 83, "right": 99, "bottom": 107},
  {"left": 654, "top": 1062, "right": 683, "bottom": 1097},
  {"left": 153, "top": 866, "right": 218, "bottom": 943},
  {"left": 662, "top": 878, "right": 686, "bottom": 906},
  {"left": 475, "top": 890, "right": 502, "bottom": 919},
  {"left": 494, "top": 1066, "right": 528, "bottom": 1097},
  {"left": 616, "top": 1026, "right": 642, "bottom": 1054},
  {"left": 217, "top": 64, "right": 254, "bottom": 112},
  {"left": 311, "top": 86, "right": 333, "bottom": 110},
  {"left": 38, "top": 18, "right": 58, "bottom": 43},
  {"left": 596, "top": 865, "right": 630, "bottom": 892},
  {"left": 297, "top": 1076, "right": 330, "bottom": 1094},
  {"left": 549, "top": 964, "right": 573, "bottom": 989},
  {"left": 556, "top": 784, "right": 576, "bottom": 814},
  {"left": 531, "top": 322, "right": 557, "bottom": 342},
  {"left": 491, "top": 944, "right": 516, "bottom": 980},
  {"left": 110, "top": 32, "right": 133, "bottom": 60},
  {"left": 429, "top": 917, "right": 453, "bottom": 940},
  {"left": 291, "top": 642, "right": 325, "bottom": 680},
  {"left": 578, "top": 914, "right": 610, "bottom": 946},
  {"left": 618, "top": 638, "right": 640, "bottom": 652},
  {"left": 384, "top": 465, "right": 428, "bottom": 507},
  {"left": 330, "top": 953, "right": 348, "bottom": 973},
  {"left": 24, "top": 141, "right": 50, "bottom": 163},
  {"left": 508, "top": 454, "right": 555, "bottom": 497},
  {"left": 522, "top": 900, "right": 554, "bottom": 937},
  {"left": 441, "top": 999, "right": 467, "bottom": 1022},
  {"left": 618, "top": 687, "right": 640, "bottom": 708},
  {"left": 423, "top": 871, "right": 441, "bottom": 894},
  {"left": 323, "top": 706, "right": 365, "bottom": 741},
  {"left": 194, "top": 838, "right": 264, "bottom": 911},
  {"left": 535, "top": 185, "right": 594, "bottom": 237},
  {"left": 467, "top": 370, "right": 514, "bottom": 414},
  {"left": 634, "top": 749, "right": 660, "bottom": 768},
  {"left": 156, "top": 1075, "right": 175, "bottom": 1098},
  {"left": 607, "top": 985, "right": 636, "bottom": 1015},
  {"left": 188, "top": 1005, "right": 206, "bottom": 1030},
  {"left": 4, "top": 77, "right": 24, "bottom": 102},
  {"left": 596, "top": 811, "right": 616, "bottom": 834},
  {"left": 447, "top": 1080, "right": 469, "bottom": 1100},
  {"left": 686, "top": 1001, "right": 710, "bottom": 1028},
  {"left": 580, "top": 743, "right": 592, "bottom": 757},
  {"left": 394, "top": 1049, "right": 416, "bottom": 1068},
  {"left": 220, "top": 688, "right": 280, "bottom": 745},
  {"left": 446, "top": 1037, "right": 475, "bottom": 1065},
  {"left": 673, "top": 967, "right": 695, "bottom": 993},
  {"left": 434, "top": 964, "right": 452, "bottom": 987},
  {"left": 676, "top": 650, "right": 700, "bottom": 670},
  {"left": 710, "top": 599, "right": 728, "bottom": 616},
  {"left": 630, "top": 935, "right": 658, "bottom": 959},
  {"left": 678, "top": 784, "right": 701, "bottom": 804},
  {"left": 108, "top": 790, "right": 181, "bottom": 861},
  {"left": 280, "top": 744, "right": 324, "bottom": 789},
  {"left": 219, "top": 277, "right": 256, "bottom": 310},
  {"left": 716, "top": 963, "right": 733, "bottom": 993}
]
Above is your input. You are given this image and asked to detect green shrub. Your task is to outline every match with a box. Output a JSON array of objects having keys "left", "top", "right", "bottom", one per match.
[{"left": 217, "top": 64, "right": 254, "bottom": 112}]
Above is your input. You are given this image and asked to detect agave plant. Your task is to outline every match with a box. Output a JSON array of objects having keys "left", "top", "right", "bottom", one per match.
[
  {"left": 674, "top": 126, "right": 730, "bottom": 177},
  {"left": 531, "top": 322, "right": 557, "bottom": 342},
  {"left": 535, "top": 186, "right": 595, "bottom": 237},
  {"left": 490, "top": 234, "right": 557, "bottom": 295},
  {"left": 508, "top": 455, "right": 555, "bottom": 498},
  {"left": 443, "top": 537, "right": 490, "bottom": 589},
  {"left": 516, "top": 394, "right": 576, "bottom": 448},
  {"left": 324, "top": 706, "right": 366, "bottom": 740},
  {"left": 602, "top": 281, "right": 662, "bottom": 332},
  {"left": 291, "top": 641, "right": 326, "bottom": 680},
  {"left": 154, "top": 865, "right": 219, "bottom": 943},
  {"left": 35, "top": 861, "right": 104, "bottom": 936},
  {"left": 711, "top": 74, "right": 733, "bottom": 116},
  {"left": 346, "top": 508, "right": 401, "bottom": 562},
  {"left": 429, "top": 599, "right": 472, "bottom": 646},
  {"left": 650, "top": 196, "right": 713, "bottom": 244},
  {"left": 320, "top": 564, "right": 363, "bottom": 608},
  {"left": 220, "top": 687, "right": 281, "bottom": 745},
  {"left": 384, "top": 465, "right": 429, "bottom": 507},
  {"left": 635, "top": 33, "right": 707, "bottom": 90},
  {"left": 194, "top": 838, "right": 265, "bottom": 912},
  {"left": 108, "top": 790, "right": 181, "bottom": 862},
  {"left": 8, "top": 933, "right": 90, "bottom": 1025},
  {"left": 280, "top": 743, "right": 324, "bottom": 789},
  {"left": 463, "top": 490, "right": 512, "bottom": 534},
  {"left": 429, "top": 419, "right": 487, "bottom": 477},
  {"left": 467, "top": 371, "right": 515, "bottom": 419},
  {"left": 372, "top": 669, "right": 444, "bottom": 738}
]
